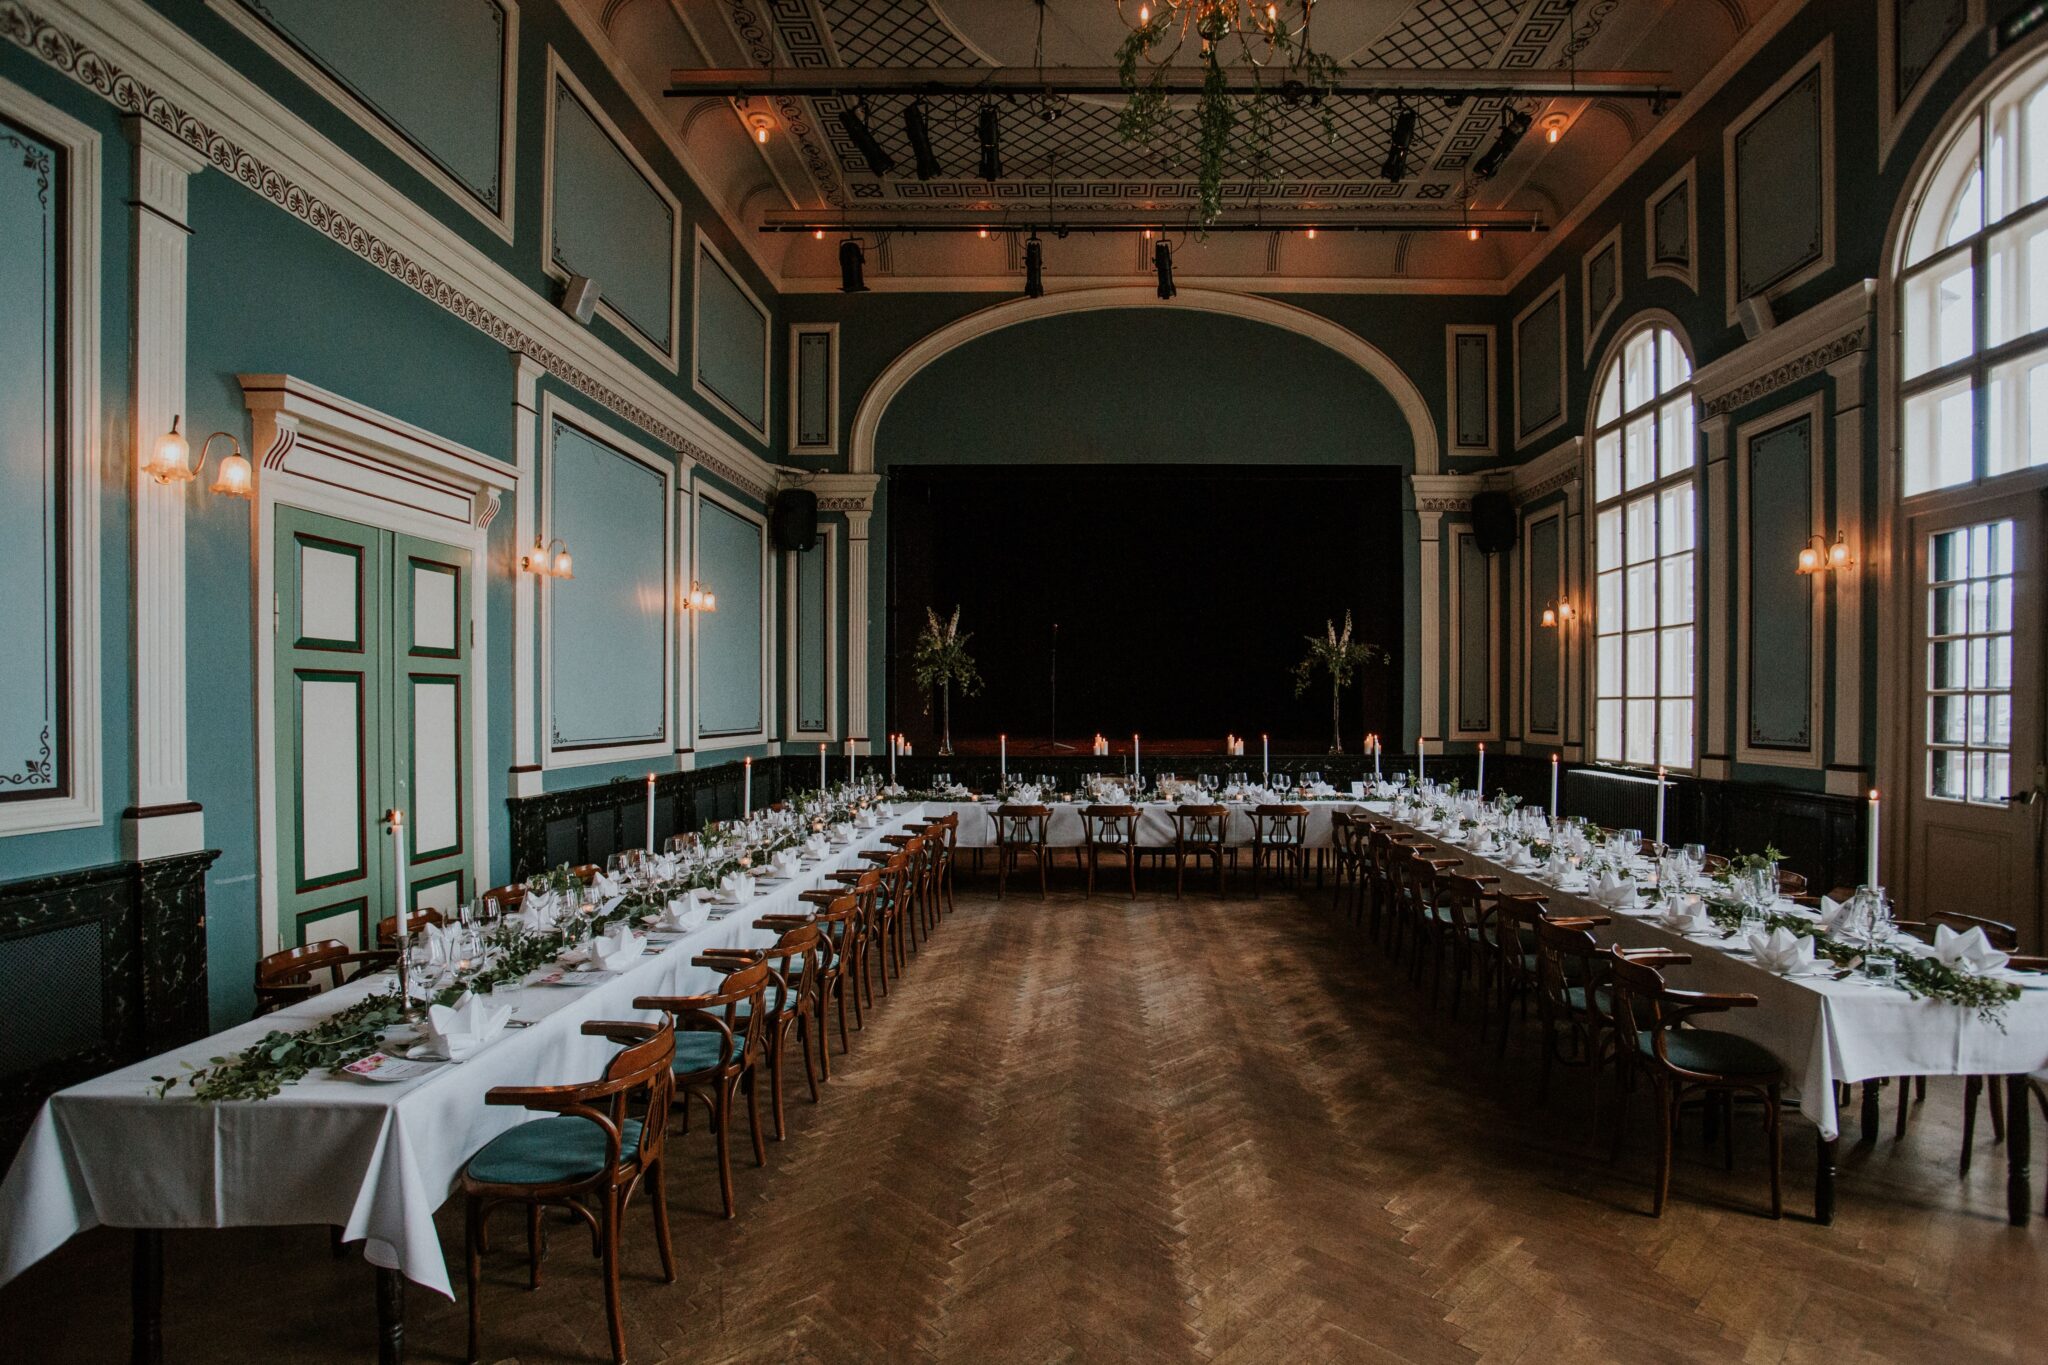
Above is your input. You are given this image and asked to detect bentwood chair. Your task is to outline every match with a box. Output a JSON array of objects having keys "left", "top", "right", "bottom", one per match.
[
  {"left": 1606, "top": 951, "right": 1785, "bottom": 1218},
  {"left": 252, "top": 940, "right": 394, "bottom": 1016},
  {"left": 704, "top": 920, "right": 823, "bottom": 1140},
  {"left": 1250, "top": 804, "right": 1310, "bottom": 895},
  {"left": 635, "top": 956, "right": 772, "bottom": 1219},
  {"left": 1329, "top": 812, "right": 1369, "bottom": 924},
  {"left": 800, "top": 891, "right": 862, "bottom": 1061},
  {"left": 1170, "top": 804, "right": 1229, "bottom": 897},
  {"left": 1531, "top": 915, "right": 1620, "bottom": 1123},
  {"left": 1436, "top": 870, "right": 1503, "bottom": 1018},
  {"left": 459, "top": 1019, "right": 676, "bottom": 1365},
  {"left": 994, "top": 804, "right": 1053, "bottom": 900},
  {"left": 1489, "top": 892, "right": 1551, "bottom": 1057},
  {"left": 1080, "top": 804, "right": 1141, "bottom": 898}
]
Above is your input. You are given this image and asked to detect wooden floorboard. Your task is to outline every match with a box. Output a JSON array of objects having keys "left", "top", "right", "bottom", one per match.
[{"left": 3, "top": 879, "right": 2041, "bottom": 1363}]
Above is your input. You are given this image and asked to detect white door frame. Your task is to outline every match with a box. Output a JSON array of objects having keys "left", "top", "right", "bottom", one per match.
[{"left": 242, "top": 374, "right": 518, "bottom": 954}]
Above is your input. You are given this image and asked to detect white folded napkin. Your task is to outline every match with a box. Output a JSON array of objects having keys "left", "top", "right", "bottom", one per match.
[
  {"left": 1504, "top": 844, "right": 1537, "bottom": 870},
  {"left": 1594, "top": 868, "right": 1634, "bottom": 908},
  {"left": 1815, "top": 895, "right": 1851, "bottom": 934},
  {"left": 1934, "top": 924, "right": 2010, "bottom": 975},
  {"left": 806, "top": 834, "right": 830, "bottom": 857},
  {"left": 515, "top": 897, "right": 554, "bottom": 934},
  {"left": 653, "top": 854, "right": 680, "bottom": 880},
  {"left": 592, "top": 872, "right": 623, "bottom": 900},
  {"left": 658, "top": 896, "right": 709, "bottom": 932},
  {"left": 418, "top": 992, "right": 511, "bottom": 1062},
  {"left": 588, "top": 927, "right": 646, "bottom": 972},
  {"left": 423, "top": 921, "right": 457, "bottom": 966},
  {"left": 720, "top": 871, "right": 755, "bottom": 903},
  {"left": 1542, "top": 850, "right": 1570, "bottom": 880},
  {"left": 1747, "top": 925, "right": 1817, "bottom": 975},
  {"left": 1659, "top": 896, "right": 1714, "bottom": 935}
]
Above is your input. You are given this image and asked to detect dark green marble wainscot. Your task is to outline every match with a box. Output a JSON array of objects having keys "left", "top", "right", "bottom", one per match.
[{"left": 0, "top": 850, "right": 218, "bottom": 1157}]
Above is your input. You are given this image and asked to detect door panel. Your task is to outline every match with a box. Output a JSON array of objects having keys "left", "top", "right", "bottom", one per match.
[
  {"left": 393, "top": 535, "right": 472, "bottom": 918},
  {"left": 275, "top": 508, "right": 386, "bottom": 948},
  {"left": 1906, "top": 494, "right": 2045, "bottom": 947}
]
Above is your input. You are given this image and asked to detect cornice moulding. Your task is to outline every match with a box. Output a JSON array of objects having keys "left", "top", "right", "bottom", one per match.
[
  {"left": 5, "top": 0, "right": 779, "bottom": 494},
  {"left": 1692, "top": 279, "right": 1875, "bottom": 418}
]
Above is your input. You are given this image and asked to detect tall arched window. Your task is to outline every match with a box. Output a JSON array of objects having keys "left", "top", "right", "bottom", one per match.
[
  {"left": 1899, "top": 51, "right": 2048, "bottom": 494},
  {"left": 1590, "top": 323, "right": 1696, "bottom": 769}
]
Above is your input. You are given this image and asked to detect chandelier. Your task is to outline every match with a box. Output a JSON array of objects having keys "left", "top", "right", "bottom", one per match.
[{"left": 1116, "top": 0, "right": 1318, "bottom": 62}]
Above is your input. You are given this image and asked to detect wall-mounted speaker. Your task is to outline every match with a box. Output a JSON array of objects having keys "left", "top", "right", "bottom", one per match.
[
  {"left": 771, "top": 489, "right": 818, "bottom": 552},
  {"left": 1471, "top": 490, "right": 1518, "bottom": 556},
  {"left": 1736, "top": 293, "right": 1776, "bottom": 341},
  {"left": 558, "top": 273, "right": 600, "bottom": 325}
]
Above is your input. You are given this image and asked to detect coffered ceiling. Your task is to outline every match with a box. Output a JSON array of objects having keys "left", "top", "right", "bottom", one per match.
[{"left": 581, "top": 0, "right": 1782, "bottom": 289}]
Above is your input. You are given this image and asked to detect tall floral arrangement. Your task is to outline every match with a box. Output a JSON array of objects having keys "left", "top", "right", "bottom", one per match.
[
  {"left": 912, "top": 606, "right": 983, "bottom": 756},
  {"left": 1292, "top": 610, "right": 1387, "bottom": 753}
]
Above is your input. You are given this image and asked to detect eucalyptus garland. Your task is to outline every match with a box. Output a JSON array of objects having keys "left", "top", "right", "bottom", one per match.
[{"left": 1700, "top": 898, "right": 2020, "bottom": 1025}]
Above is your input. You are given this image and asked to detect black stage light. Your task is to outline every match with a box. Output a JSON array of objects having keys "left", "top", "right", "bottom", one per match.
[
  {"left": 905, "top": 100, "right": 943, "bottom": 180},
  {"left": 838, "top": 238, "right": 868, "bottom": 293},
  {"left": 978, "top": 104, "right": 1004, "bottom": 181},
  {"left": 1153, "top": 239, "right": 1176, "bottom": 299},
  {"left": 838, "top": 99, "right": 896, "bottom": 177},
  {"left": 1381, "top": 103, "right": 1417, "bottom": 183},
  {"left": 1472, "top": 109, "right": 1531, "bottom": 181},
  {"left": 1024, "top": 234, "right": 1045, "bottom": 297}
]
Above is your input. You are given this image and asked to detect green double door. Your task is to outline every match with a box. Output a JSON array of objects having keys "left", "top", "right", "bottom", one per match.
[{"left": 274, "top": 506, "right": 473, "bottom": 950}]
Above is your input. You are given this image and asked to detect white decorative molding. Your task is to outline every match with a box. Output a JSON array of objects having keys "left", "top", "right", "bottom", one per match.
[
  {"left": 1444, "top": 324, "right": 1497, "bottom": 459},
  {"left": 848, "top": 286, "right": 1442, "bottom": 476},
  {"left": 845, "top": 507, "right": 872, "bottom": 747},
  {"left": 789, "top": 320, "right": 841, "bottom": 456},
  {"left": 1417, "top": 508, "right": 1443, "bottom": 752},
  {"left": 1643, "top": 158, "right": 1698, "bottom": 292},
  {"left": 1701, "top": 412, "right": 1733, "bottom": 765},
  {"left": 1694, "top": 279, "right": 1875, "bottom": 418},
  {"left": 244, "top": 374, "right": 511, "bottom": 953},
  {"left": 1723, "top": 37, "right": 1837, "bottom": 327},
  {"left": 1827, "top": 348, "right": 1867, "bottom": 774},
  {"left": 783, "top": 522, "right": 839, "bottom": 741},
  {"left": 0, "top": 0, "right": 779, "bottom": 499},
  {"left": 123, "top": 116, "right": 207, "bottom": 860},
  {"left": 537, "top": 391, "right": 677, "bottom": 769},
  {"left": 692, "top": 480, "right": 771, "bottom": 751},
  {"left": 1511, "top": 435, "right": 1582, "bottom": 504},
  {"left": 205, "top": 0, "right": 520, "bottom": 243},
  {"left": 0, "top": 74, "right": 100, "bottom": 841},
  {"left": 1734, "top": 392, "right": 1827, "bottom": 770},
  {"left": 541, "top": 47, "right": 682, "bottom": 374},
  {"left": 1512, "top": 277, "right": 1569, "bottom": 450},
  {"left": 1580, "top": 222, "right": 1624, "bottom": 362},
  {"left": 690, "top": 225, "right": 771, "bottom": 442},
  {"left": 508, "top": 352, "right": 544, "bottom": 798}
]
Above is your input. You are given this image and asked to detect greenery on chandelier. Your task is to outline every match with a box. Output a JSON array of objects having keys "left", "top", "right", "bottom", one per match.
[
  {"left": 1291, "top": 610, "right": 1387, "bottom": 754},
  {"left": 1115, "top": 2, "right": 1342, "bottom": 226}
]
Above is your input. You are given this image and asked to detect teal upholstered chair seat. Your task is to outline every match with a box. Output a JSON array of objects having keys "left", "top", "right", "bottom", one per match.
[
  {"left": 672, "top": 1031, "right": 737, "bottom": 1074},
  {"left": 1648, "top": 1028, "right": 1781, "bottom": 1076},
  {"left": 466, "top": 1115, "right": 643, "bottom": 1186}
]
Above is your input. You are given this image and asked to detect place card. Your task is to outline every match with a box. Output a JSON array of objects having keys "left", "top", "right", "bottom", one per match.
[
  {"left": 531, "top": 968, "right": 618, "bottom": 988},
  {"left": 340, "top": 1052, "right": 441, "bottom": 1084}
]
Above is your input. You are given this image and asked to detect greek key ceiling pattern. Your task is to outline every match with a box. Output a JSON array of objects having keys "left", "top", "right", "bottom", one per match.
[{"left": 723, "top": 0, "right": 1616, "bottom": 213}]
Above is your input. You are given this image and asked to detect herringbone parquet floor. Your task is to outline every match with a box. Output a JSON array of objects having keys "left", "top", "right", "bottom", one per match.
[{"left": 5, "top": 879, "right": 2042, "bottom": 1364}]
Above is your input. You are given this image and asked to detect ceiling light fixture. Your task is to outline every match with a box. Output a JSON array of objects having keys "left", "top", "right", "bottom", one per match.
[
  {"left": 1471, "top": 108, "right": 1531, "bottom": 180},
  {"left": 905, "top": 99, "right": 943, "bottom": 180},
  {"left": 748, "top": 113, "right": 773, "bottom": 144},
  {"left": 1153, "top": 239, "right": 1176, "bottom": 300},
  {"left": 1024, "top": 233, "right": 1045, "bottom": 298},
  {"left": 977, "top": 104, "right": 1004, "bottom": 181},
  {"left": 1381, "top": 102, "right": 1417, "bottom": 183},
  {"left": 838, "top": 238, "right": 869, "bottom": 293},
  {"left": 838, "top": 99, "right": 895, "bottom": 177},
  {"left": 1541, "top": 112, "right": 1568, "bottom": 144}
]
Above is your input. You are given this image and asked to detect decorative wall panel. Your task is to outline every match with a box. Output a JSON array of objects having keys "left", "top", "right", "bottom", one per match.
[
  {"left": 792, "top": 323, "right": 837, "bottom": 454},
  {"left": 1744, "top": 411, "right": 1818, "bottom": 756},
  {"left": 1645, "top": 160, "right": 1697, "bottom": 290},
  {"left": 1728, "top": 46, "right": 1834, "bottom": 311},
  {"left": 547, "top": 60, "right": 677, "bottom": 361},
  {"left": 1514, "top": 282, "right": 1567, "bottom": 447},
  {"left": 1582, "top": 225, "right": 1622, "bottom": 359},
  {"left": 230, "top": 0, "right": 511, "bottom": 216},
  {"left": 1525, "top": 510, "right": 1563, "bottom": 736},
  {"left": 1446, "top": 325, "right": 1495, "bottom": 457},
  {"left": 547, "top": 416, "right": 669, "bottom": 751},
  {"left": 794, "top": 537, "right": 828, "bottom": 733},
  {"left": 0, "top": 113, "right": 63, "bottom": 802},
  {"left": 696, "top": 493, "right": 766, "bottom": 739},
  {"left": 693, "top": 235, "right": 768, "bottom": 437}
]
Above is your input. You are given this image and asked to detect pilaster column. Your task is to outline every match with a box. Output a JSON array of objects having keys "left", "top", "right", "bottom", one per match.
[
  {"left": 1561, "top": 475, "right": 1585, "bottom": 760},
  {"left": 1699, "top": 411, "right": 1734, "bottom": 779},
  {"left": 123, "top": 118, "right": 209, "bottom": 862},
  {"left": 1826, "top": 350, "right": 1868, "bottom": 794},
  {"left": 508, "top": 354, "right": 544, "bottom": 797},
  {"left": 1416, "top": 508, "right": 1442, "bottom": 754},
  {"left": 845, "top": 509, "right": 871, "bottom": 751}
]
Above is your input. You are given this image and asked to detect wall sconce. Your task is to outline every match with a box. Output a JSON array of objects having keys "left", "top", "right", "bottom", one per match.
[
  {"left": 1795, "top": 531, "right": 1853, "bottom": 575},
  {"left": 1540, "top": 597, "right": 1575, "bottom": 628},
  {"left": 522, "top": 536, "right": 573, "bottom": 579},
  {"left": 143, "top": 416, "right": 254, "bottom": 497},
  {"left": 684, "top": 580, "right": 718, "bottom": 612}
]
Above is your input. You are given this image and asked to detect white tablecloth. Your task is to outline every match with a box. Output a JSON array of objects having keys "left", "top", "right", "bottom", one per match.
[
  {"left": 935, "top": 799, "right": 1365, "bottom": 850},
  {"left": 0, "top": 809, "right": 924, "bottom": 1298},
  {"left": 1370, "top": 804, "right": 2048, "bottom": 1140}
]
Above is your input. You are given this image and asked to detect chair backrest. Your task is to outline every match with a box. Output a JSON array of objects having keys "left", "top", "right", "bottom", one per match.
[
  {"left": 1532, "top": 916, "right": 1611, "bottom": 1019},
  {"left": 759, "top": 921, "right": 823, "bottom": 1008},
  {"left": 1172, "top": 804, "right": 1228, "bottom": 843},
  {"left": 1082, "top": 805, "right": 1138, "bottom": 845},
  {"left": 571, "top": 863, "right": 602, "bottom": 883},
  {"left": 483, "top": 1019, "right": 676, "bottom": 1185},
  {"left": 1437, "top": 871, "right": 1495, "bottom": 937},
  {"left": 254, "top": 939, "right": 365, "bottom": 1011},
  {"left": 1922, "top": 909, "right": 2020, "bottom": 951},
  {"left": 809, "top": 892, "right": 860, "bottom": 959},
  {"left": 636, "top": 957, "right": 771, "bottom": 1071},
  {"left": 375, "top": 909, "right": 445, "bottom": 947},
  {"left": 479, "top": 883, "right": 526, "bottom": 918},
  {"left": 995, "top": 804, "right": 1050, "bottom": 846},
  {"left": 1253, "top": 804, "right": 1309, "bottom": 845}
]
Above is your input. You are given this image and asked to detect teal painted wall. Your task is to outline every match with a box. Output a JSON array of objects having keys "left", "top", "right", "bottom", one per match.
[{"left": 696, "top": 497, "right": 765, "bottom": 738}]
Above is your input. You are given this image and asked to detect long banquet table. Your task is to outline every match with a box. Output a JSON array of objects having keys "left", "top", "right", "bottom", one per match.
[
  {"left": 1361, "top": 802, "right": 2048, "bottom": 1224},
  {"left": 932, "top": 797, "right": 1366, "bottom": 849},
  {"left": 0, "top": 808, "right": 924, "bottom": 1362}
]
